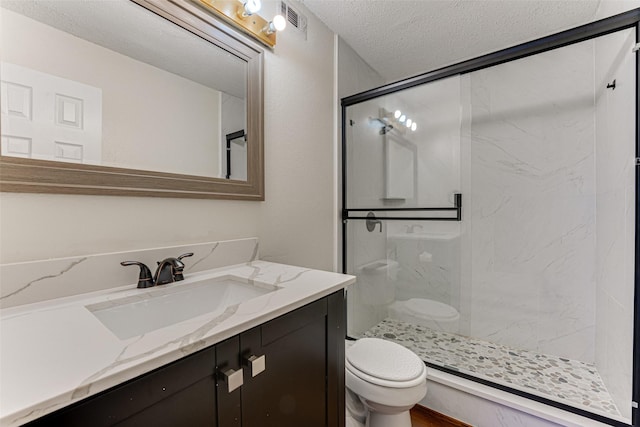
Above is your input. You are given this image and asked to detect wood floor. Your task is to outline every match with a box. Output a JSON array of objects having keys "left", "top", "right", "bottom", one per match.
[{"left": 410, "top": 405, "right": 472, "bottom": 427}]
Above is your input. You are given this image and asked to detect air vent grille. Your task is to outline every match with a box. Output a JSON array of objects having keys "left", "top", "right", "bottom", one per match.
[
  {"left": 280, "top": 1, "right": 307, "bottom": 39},
  {"left": 288, "top": 7, "right": 298, "bottom": 28}
]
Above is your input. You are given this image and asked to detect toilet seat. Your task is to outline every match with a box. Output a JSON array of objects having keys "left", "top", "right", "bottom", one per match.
[{"left": 346, "top": 338, "right": 426, "bottom": 388}]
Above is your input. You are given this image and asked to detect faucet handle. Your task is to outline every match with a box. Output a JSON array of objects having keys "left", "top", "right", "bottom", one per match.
[
  {"left": 177, "top": 252, "right": 194, "bottom": 261},
  {"left": 120, "top": 261, "right": 154, "bottom": 288},
  {"left": 173, "top": 253, "right": 193, "bottom": 281}
]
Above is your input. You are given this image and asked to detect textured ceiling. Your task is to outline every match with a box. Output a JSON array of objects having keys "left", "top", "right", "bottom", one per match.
[{"left": 302, "top": 0, "right": 637, "bottom": 82}]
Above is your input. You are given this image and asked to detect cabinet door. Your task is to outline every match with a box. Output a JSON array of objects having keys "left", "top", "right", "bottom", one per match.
[
  {"left": 240, "top": 292, "right": 345, "bottom": 427},
  {"left": 25, "top": 346, "right": 218, "bottom": 427},
  {"left": 115, "top": 376, "right": 216, "bottom": 427},
  {"left": 216, "top": 335, "right": 242, "bottom": 427},
  {"left": 326, "top": 290, "right": 346, "bottom": 427}
]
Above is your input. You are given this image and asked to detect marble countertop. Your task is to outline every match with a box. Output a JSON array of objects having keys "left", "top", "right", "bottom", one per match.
[{"left": 0, "top": 261, "right": 355, "bottom": 427}]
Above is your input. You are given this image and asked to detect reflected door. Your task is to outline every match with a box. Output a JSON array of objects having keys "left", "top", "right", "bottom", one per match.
[
  {"left": 1, "top": 62, "right": 102, "bottom": 163},
  {"left": 223, "top": 130, "right": 247, "bottom": 180}
]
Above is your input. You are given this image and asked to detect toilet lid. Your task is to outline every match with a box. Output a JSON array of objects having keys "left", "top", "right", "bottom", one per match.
[
  {"left": 403, "top": 298, "right": 459, "bottom": 321},
  {"left": 346, "top": 338, "right": 425, "bottom": 385}
]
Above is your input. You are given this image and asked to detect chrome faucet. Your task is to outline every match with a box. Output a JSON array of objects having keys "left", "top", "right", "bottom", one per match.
[{"left": 121, "top": 252, "right": 193, "bottom": 288}]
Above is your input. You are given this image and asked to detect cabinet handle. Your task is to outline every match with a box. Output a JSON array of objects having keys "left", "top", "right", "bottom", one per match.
[
  {"left": 221, "top": 368, "right": 244, "bottom": 393},
  {"left": 244, "top": 354, "right": 266, "bottom": 377}
]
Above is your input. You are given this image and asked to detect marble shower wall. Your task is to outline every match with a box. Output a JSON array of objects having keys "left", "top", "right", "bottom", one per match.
[
  {"left": 593, "top": 28, "right": 636, "bottom": 420},
  {"left": 463, "top": 38, "right": 598, "bottom": 362}
]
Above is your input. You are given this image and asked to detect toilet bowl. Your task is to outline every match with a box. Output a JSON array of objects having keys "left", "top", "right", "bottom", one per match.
[
  {"left": 345, "top": 338, "right": 427, "bottom": 427},
  {"left": 388, "top": 298, "right": 460, "bottom": 333}
]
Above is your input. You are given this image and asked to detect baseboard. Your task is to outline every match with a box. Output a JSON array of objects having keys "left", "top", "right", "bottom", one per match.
[{"left": 411, "top": 404, "right": 472, "bottom": 427}]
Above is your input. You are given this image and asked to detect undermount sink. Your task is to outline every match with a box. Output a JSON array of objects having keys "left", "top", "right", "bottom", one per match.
[{"left": 87, "top": 275, "right": 277, "bottom": 340}]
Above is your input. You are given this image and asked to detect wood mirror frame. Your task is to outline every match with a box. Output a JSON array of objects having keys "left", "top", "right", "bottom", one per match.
[{"left": 0, "top": 0, "right": 264, "bottom": 201}]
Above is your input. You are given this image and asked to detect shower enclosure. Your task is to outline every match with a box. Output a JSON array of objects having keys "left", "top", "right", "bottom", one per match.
[{"left": 341, "top": 10, "right": 639, "bottom": 426}]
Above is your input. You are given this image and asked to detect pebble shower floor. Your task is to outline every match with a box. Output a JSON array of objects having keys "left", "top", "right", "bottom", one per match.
[{"left": 363, "top": 318, "right": 621, "bottom": 418}]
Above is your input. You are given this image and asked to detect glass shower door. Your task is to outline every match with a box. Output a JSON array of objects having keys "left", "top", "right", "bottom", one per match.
[
  {"left": 343, "top": 75, "right": 464, "bottom": 339},
  {"left": 342, "top": 23, "right": 637, "bottom": 425}
]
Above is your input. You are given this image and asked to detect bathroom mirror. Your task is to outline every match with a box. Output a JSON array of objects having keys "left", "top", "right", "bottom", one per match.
[{"left": 0, "top": 0, "right": 264, "bottom": 200}]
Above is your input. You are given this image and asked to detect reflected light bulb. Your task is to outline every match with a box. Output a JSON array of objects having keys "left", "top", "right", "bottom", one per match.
[
  {"left": 406, "top": 119, "right": 412, "bottom": 127},
  {"left": 411, "top": 122, "right": 417, "bottom": 131},
  {"left": 394, "top": 110, "right": 401, "bottom": 119},
  {"left": 399, "top": 114, "right": 406, "bottom": 123}
]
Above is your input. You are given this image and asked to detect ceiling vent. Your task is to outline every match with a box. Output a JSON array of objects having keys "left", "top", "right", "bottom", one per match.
[{"left": 280, "top": 1, "right": 307, "bottom": 40}]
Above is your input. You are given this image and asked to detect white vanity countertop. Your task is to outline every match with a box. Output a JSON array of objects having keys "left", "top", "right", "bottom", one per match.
[{"left": 0, "top": 261, "right": 355, "bottom": 427}]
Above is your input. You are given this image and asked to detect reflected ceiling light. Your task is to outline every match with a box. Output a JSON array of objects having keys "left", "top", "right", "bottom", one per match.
[
  {"left": 406, "top": 119, "right": 412, "bottom": 127},
  {"left": 399, "top": 114, "right": 406, "bottom": 123},
  {"left": 241, "top": 0, "right": 261, "bottom": 17},
  {"left": 394, "top": 110, "right": 402, "bottom": 119},
  {"left": 264, "top": 14, "right": 287, "bottom": 34},
  {"left": 411, "top": 123, "right": 417, "bottom": 131}
]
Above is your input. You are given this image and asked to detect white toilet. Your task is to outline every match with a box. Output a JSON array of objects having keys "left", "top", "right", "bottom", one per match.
[
  {"left": 345, "top": 338, "right": 427, "bottom": 427},
  {"left": 389, "top": 298, "right": 460, "bottom": 333}
]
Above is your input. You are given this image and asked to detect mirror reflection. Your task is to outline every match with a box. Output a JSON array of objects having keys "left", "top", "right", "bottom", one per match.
[{"left": 0, "top": 0, "right": 248, "bottom": 180}]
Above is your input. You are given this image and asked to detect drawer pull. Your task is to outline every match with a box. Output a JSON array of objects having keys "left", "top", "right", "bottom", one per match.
[
  {"left": 244, "top": 354, "right": 266, "bottom": 377},
  {"left": 222, "top": 368, "right": 244, "bottom": 393}
]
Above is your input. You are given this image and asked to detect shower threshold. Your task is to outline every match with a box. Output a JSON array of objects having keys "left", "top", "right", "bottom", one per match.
[{"left": 362, "top": 318, "right": 621, "bottom": 419}]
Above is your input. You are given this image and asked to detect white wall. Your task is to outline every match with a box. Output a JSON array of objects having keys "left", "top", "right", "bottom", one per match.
[
  {"left": 254, "top": 1, "right": 335, "bottom": 269},
  {"left": 0, "top": 0, "right": 337, "bottom": 274},
  {"left": 1, "top": 9, "right": 221, "bottom": 178},
  {"left": 594, "top": 27, "right": 636, "bottom": 421},
  {"left": 337, "top": 38, "right": 385, "bottom": 99}
]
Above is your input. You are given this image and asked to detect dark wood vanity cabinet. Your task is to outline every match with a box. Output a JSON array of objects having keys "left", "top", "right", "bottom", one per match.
[{"left": 25, "top": 290, "right": 345, "bottom": 427}]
